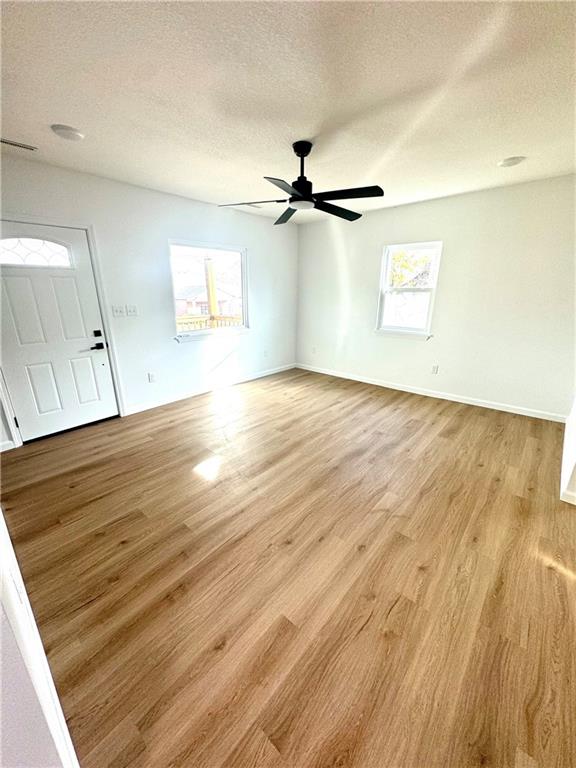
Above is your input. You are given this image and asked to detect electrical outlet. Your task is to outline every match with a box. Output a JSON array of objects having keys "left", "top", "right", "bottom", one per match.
[
  {"left": 125, "top": 304, "right": 138, "bottom": 317},
  {"left": 112, "top": 304, "right": 126, "bottom": 318},
  {"left": 431, "top": 365, "right": 439, "bottom": 374},
  {"left": 147, "top": 372, "right": 156, "bottom": 383},
  {"left": 312, "top": 346, "right": 317, "bottom": 355}
]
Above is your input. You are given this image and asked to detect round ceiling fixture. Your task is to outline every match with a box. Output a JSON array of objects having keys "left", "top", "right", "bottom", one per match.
[
  {"left": 497, "top": 156, "right": 526, "bottom": 168},
  {"left": 50, "top": 124, "right": 85, "bottom": 141}
]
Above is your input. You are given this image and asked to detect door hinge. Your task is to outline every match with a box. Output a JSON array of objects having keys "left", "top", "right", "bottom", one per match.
[{"left": 14, "top": 416, "right": 19, "bottom": 429}]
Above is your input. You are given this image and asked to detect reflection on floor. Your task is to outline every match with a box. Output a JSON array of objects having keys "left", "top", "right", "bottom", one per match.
[{"left": 2, "top": 369, "right": 574, "bottom": 768}]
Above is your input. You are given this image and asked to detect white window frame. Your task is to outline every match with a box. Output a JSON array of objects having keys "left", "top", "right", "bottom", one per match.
[
  {"left": 168, "top": 240, "right": 249, "bottom": 341},
  {"left": 376, "top": 240, "right": 442, "bottom": 337}
]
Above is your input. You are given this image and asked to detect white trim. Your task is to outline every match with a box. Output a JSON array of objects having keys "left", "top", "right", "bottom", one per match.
[
  {"left": 0, "top": 369, "right": 23, "bottom": 451},
  {"left": 167, "top": 239, "right": 249, "bottom": 340},
  {"left": 175, "top": 327, "right": 250, "bottom": 342},
  {"left": 0, "top": 215, "right": 126, "bottom": 416},
  {"left": 376, "top": 240, "right": 443, "bottom": 336},
  {"left": 297, "top": 364, "right": 566, "bottom": 423},
  {"left": 1, "top": 508, "right": 80, "bottom": 768},
  {"left": 123, "top": 363, "right": 296, "bottom": 416},
  {"left": 560, "top": 393, "right": 576, "bottom": 503},
  {"left": 374, "top": 329, "right": 433, "bottom": 340},
  {"left": 85, "top": 225, "right": 127, "bottom": 416}
]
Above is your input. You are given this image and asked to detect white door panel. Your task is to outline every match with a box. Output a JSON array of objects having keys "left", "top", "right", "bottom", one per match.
[
  {"left": 1, "top": 222, "right": 118, "bottom": 441},
  {"left": 26, "top": 362, "right": 63, "bottom": 414},
  {"left": 3, "top": 276, "right": 46, "bottom": 343},
  {"left": 52, "top": 276, "right": 88, "bottom": 339},
  {"left": 70, "top": 357, "right": 100, "bottom": 404}
]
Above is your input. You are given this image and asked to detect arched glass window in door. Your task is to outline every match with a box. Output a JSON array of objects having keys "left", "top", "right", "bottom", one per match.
[{"left": 0, "top": 238, "right": 71, "bottom": 267}]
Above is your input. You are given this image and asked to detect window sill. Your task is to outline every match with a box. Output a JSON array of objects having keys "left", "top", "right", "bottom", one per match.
[
  {"left": 375, "top": 328, "right": 433, "bottom": 340},
  {"left": 175, "top": 327, "right": 249, "bottom": 342}
]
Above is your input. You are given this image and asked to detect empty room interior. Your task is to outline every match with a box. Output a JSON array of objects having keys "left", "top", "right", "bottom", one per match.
[{"left": 1, "top": 2, "right": 575, "bottom": 767}]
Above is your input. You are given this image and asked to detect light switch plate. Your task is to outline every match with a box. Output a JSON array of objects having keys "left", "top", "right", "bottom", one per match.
[
  {"left": 125, "top": 304, "right": 138, "bottom": 317},
  {"left": 112, "top": 305, "right": 126, "bottom": 317}
]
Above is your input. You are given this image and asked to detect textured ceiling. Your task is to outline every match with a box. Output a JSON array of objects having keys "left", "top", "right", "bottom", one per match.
[{"left": 2, "top": 1, "right": 574, "bottom": 221}]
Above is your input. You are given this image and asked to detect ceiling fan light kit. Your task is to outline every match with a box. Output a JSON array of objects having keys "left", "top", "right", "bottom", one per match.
[
  {"left": 290, "top": 199, "right": 315, "bottom": 210},
  {"left": 219, "top": 140, "right": 384, "bottom": 225}
]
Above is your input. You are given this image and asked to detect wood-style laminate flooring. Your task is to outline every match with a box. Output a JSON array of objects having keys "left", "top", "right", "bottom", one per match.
[{"left": 2, "top": 370, "right": 575, "bottom": 768}]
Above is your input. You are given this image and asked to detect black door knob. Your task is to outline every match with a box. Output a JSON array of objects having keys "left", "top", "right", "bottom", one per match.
[{"left": 90, "top": 342, "right": 105, "bottom": 350}]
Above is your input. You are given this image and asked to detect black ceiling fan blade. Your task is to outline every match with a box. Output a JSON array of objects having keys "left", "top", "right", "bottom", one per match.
[
  {"left": 274, "top": 207, "right": 296, "bottom": 225},
  {"left": 314, "top": 200, "right": 362, "bottom": 221},
  {"left": 218, "top": 198, "right": 287, "bottom": 207},
  {"left": 314, "top": 185, "right": 384, "bottom": 201},
  {"left": 264, "top": 177, "right": 300, "bottom": 196}
]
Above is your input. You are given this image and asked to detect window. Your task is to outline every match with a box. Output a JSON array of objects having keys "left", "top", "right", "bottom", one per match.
[
  {"left": 376, "top": 241, "right": 442, "bottom": 335},
  {"left": 0, "top": 238, "right": 71, "bottom": 267},
  {"left": 169, "top": 244, "right": 247, "bottom": 335}
]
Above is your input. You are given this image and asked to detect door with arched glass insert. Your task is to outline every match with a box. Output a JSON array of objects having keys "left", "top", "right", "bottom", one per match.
[{"left": 1, "top": 221, "right": 118, "bottom": 441}]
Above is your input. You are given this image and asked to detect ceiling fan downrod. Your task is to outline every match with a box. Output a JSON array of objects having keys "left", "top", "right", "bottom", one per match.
[{"left": 292, "top": 139, "right": 313, "bottom": 179}]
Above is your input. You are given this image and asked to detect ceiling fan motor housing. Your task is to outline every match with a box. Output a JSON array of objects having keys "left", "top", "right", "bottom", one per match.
[{"left": 291, "top": 176, "right": 312, "bottom": 200}]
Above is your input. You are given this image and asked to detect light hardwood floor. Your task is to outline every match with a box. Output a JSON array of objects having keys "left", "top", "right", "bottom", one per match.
[{"left": 2, "top": 370, "right": 575, "bottom": 768}]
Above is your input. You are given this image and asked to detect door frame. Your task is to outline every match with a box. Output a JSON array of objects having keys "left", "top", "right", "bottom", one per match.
[
  {"left": 1, "top": 214, "right": 126, "bottom": 427},
  {"left": 0, "top": 368, "right": 23, "bottom": 450}
]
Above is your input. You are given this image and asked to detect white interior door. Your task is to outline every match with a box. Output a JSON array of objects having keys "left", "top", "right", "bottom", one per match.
[{"left": 1, "top": 221, "right": 118, "bottom": 441}]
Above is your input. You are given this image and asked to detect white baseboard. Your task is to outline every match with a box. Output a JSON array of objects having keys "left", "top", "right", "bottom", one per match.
[
  {"left": 560, "top": 489, "right": 576, "bottom": 506},
  {"left": 123, "top": 364, "right": 297, "bottom": 416},
  {"left": 297, "top": 364, "right": 566, "bottom": 423}
]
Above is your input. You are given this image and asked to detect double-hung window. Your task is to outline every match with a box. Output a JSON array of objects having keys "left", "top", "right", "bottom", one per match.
[
  {"left": 376, "top": 241, "right": 442, "bottom": 335},
  {"left": 169, "top": 243, "right": 247, "bottom": 337}
]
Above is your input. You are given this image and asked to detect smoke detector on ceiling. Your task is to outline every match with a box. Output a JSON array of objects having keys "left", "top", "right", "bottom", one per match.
[
  {"left": 51, "top": 124, "right": 85, "bottom": 141},
  {"left": 497, "top": 156, "right": 526, "bottom": 167}
]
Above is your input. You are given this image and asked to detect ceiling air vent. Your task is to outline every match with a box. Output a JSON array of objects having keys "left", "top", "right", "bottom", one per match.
[{"left": 1, "top": 138, "right": 37, "bottom": 151}]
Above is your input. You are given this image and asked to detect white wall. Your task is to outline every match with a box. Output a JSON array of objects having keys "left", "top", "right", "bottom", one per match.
[
  {"left": 1, "top": 606, "right": 62, "bottom": 768},
  {"left": 1, "top": 155, "right": 298, "bottom": 415},
  {"left": 1, "top": 158, "right": 573, "bottom": 423},
  {"left": 297, "top": 175, "right": 575, "bottom": 420},
  {"left": 1, "top": 510, "right": 78, "bottom": 767}
]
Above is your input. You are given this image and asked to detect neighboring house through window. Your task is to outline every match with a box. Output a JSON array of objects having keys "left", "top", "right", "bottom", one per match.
[
  {"left": 377, "top": 241, "right": 442, "bottom": 335},
  {"left": 169, "top": 243, "right": 247, "bottom": 335}
]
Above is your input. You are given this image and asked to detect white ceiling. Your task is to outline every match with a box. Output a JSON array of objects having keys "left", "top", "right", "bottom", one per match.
[{"left": 2, "top": 1, "right": 574, "bottom": 221}]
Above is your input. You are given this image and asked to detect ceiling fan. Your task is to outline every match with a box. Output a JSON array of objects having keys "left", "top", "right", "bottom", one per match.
[{"left": 219, "top": 140, "right": 384, "bottom": 225}]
